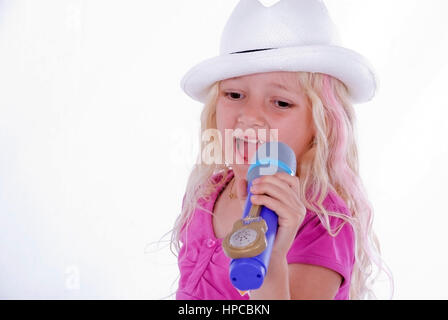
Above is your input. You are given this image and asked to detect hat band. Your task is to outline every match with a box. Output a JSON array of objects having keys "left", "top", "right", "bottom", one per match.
[{"left": 230, "top": 48, "right": 275, "bottom": 54}]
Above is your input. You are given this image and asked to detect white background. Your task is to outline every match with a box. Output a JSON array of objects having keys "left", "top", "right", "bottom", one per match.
[{"left": 0, "top": 0, "right": 447, "bottom": 299}]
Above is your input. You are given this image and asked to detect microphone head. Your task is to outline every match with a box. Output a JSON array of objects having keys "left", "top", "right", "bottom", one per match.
[{"left": 247, "top": 141, "right": 297, "bottom": 181}]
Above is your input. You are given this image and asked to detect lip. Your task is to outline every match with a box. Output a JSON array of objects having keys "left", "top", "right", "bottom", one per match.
[
  {"left": 234, "top": 137, "right": 262, "bottom": 164},
  {"left": 232, "top": 133, "right": 266, "bottom": 145}
]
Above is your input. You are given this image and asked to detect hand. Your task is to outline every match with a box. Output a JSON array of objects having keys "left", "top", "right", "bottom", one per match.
[{"left": 246, "top": 172, "right": 306, "bottom": 257}]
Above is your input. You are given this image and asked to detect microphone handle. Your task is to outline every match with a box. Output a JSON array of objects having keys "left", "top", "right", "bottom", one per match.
[{"left": 228, "top": 180, "right": 278, "bottom": 291}]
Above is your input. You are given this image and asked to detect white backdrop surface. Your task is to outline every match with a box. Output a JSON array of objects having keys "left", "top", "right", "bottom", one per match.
[{"left": 0, "top": 0, "right": 447, "bottom": 299}]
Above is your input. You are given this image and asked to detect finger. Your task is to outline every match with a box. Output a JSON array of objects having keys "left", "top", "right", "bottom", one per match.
[
  {"left": 254, "top": 173, "right": 300, "bottom": 201},
  {"left": 252, "top": 173, "right": 294, "bottom": 192},
  {"left": 275, "top": 172, "right": 301, "bottom": 200},
  {"left": 274, "top": 172, "right": 300, "bottom": 190},
  {"left": 250, "top": 194, "right": 300, "bottom": 228},
  {"left": 249, "top": 180, "right": 293, "bottom": 206},
  {"left": 251, "top": 193, "right": 304, "bottom": 228},
  {"left": 250, "top": 194, "right": 288, "bottom": 217}
]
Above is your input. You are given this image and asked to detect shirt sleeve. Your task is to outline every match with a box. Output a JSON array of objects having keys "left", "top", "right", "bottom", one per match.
[{"left": 286, "top": 202, "right": 355, "bottom": 287}]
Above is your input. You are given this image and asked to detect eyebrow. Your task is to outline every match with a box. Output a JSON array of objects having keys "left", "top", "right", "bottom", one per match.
[
  {"left": 221, "top": 80, "right": 293, "bottom": 92},
  {"left": 268, "top": 82, "right": 292, "bottom": 91}
]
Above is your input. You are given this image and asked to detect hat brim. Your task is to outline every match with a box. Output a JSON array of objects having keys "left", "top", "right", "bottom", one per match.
[{"left": 180, "top": 45, "right": 377, "bottom": 104}]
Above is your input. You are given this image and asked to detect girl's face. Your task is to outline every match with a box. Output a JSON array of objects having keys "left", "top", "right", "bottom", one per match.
[{"left": 216, "top": 71, "right": 315, "bottom": 178}]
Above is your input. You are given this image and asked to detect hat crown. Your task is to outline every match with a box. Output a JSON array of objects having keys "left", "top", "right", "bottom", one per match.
[{"left": 220, "top": 0, "right": 341, "bottom": 54}]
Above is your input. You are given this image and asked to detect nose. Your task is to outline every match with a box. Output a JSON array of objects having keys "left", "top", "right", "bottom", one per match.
[{"left": 237, "top": 98, "right": 265, "bottom": 127}]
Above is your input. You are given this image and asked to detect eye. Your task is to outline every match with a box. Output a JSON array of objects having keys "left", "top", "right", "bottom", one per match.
[
  {"left": 224, "top": 92, "right": 245, "bottom": 100},
  {"left": 274, "top": 100, "right": 293, "bottom": 109}
]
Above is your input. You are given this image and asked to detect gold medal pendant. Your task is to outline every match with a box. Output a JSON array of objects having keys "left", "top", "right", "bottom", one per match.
[{"left": 222, "top": 204, "right": 268, "bottom": 259}]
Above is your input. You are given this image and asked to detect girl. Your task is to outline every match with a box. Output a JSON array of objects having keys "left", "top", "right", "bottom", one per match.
[{"left": 172, "top": 0, "right": 391, "bottom": 299}]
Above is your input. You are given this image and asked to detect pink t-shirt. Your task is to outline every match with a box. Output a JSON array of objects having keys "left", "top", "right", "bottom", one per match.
[{"left": 176, "top": 170, "right": 355, "bottom": 300}]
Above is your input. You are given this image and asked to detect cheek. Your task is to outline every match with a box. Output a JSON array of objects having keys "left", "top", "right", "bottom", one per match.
[
  {"left": 216, "top": 103, "right": 235, "bottom": 129},
  {"left": 215, "top": 105, "right": 225, "bottom": 136},
  {"left": 278, "top": 113, "right": 314, "bottom": 160},
  {"left": 215, "top": 104, "right": 234, "bottom": 145}
]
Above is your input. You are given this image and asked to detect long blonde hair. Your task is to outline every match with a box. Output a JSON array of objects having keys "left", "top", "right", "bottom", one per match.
[{"left": 171, "top": 72, "right": 393, "bottom": 299}]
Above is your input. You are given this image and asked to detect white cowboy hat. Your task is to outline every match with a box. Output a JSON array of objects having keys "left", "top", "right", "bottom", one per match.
[{"left": 180, "top": 0, "right": 377, "bottom": 104}]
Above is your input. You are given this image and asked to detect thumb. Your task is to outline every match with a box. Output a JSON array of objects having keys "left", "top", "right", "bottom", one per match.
[{"left": 235, "top": 178, "right": 248, "bottom": 201}]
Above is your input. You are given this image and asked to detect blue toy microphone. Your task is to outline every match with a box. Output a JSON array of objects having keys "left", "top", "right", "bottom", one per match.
[{"left": 222, "top": 141, "right": 297, "bottom": 292}]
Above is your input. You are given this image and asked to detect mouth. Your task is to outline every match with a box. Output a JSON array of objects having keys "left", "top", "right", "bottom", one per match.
[{"left": 233, "top": 136, "right": 264, "bottom": 164}]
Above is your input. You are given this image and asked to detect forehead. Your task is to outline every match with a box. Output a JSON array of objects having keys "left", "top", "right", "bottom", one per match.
[{"left": 220, "top": 72, "right": 300, "bottom": 91}]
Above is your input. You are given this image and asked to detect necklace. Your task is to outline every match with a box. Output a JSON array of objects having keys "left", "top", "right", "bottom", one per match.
[{"left": 228, "top": 178, "right": 237, "bottom": 199}]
